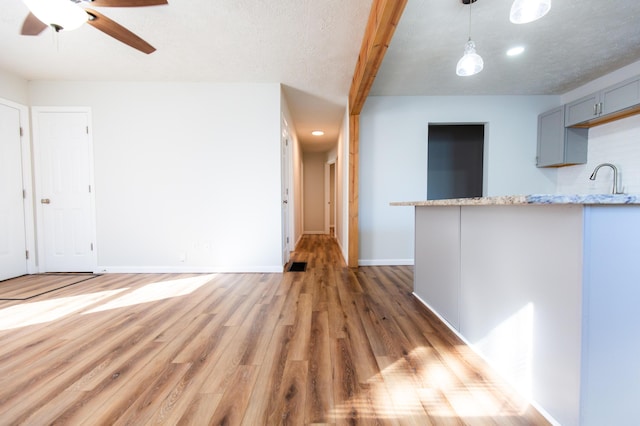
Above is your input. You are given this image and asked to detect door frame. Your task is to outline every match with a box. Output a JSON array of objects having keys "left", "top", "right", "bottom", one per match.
[
  {"left": 281, "top": 117, "right": 293, "bottom": 266},
  {"left": 324, "top": 159, "right": 336, "bottom": 235},
  {"left": 0, "top": 97, "right": 36, "bottom": 275},
  {"left": 32, "top": 106, "right": 98, "bottom": 272}
]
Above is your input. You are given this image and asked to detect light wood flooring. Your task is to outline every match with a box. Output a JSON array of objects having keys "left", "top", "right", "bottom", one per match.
[{"left": 0, "top": 235, "right": 549, "bottom": 425}]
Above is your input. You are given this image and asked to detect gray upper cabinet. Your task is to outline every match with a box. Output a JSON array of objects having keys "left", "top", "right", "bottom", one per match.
[
  {"left": 537, "top": 106, "right": 588, "bottom": 167},
  {"left": 601, "top": 77, "right": 640, "bottom": 115},
  {"left": 565, "top": 93, "right": 601, "bottom": 127},
  {"left": 565, "top": 76, "right": 640, "bottom": 127}
]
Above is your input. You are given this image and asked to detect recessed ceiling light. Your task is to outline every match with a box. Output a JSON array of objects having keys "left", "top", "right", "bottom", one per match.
[
  {"left": 507, "top": 46, "right": 525, "bottom": 56},
  {"left": 311, "top": 130, "right": 324, "bottom": 136}
]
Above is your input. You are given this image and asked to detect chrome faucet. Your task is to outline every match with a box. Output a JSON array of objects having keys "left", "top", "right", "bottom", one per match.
[{"left": 589, "top": 163, "right": 624, "bottom": 194}]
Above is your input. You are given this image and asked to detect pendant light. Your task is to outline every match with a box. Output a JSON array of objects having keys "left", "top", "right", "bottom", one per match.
[
  {"left": 23, "top": 0, "right": 88, "bottom": 32},
  {"left": 510, "top": 0, "right": 551, "bottom": 24},
  {"left": 456, "top": 0, "right": 483, "bottom": 77}
]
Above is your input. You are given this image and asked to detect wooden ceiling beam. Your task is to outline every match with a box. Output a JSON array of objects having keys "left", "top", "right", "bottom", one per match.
[
  {"left": 349, "top": 0, "right": 407, "bottom": 115},
  {"left": 347, "top": 0, "right": 407, "bottom": 268}
]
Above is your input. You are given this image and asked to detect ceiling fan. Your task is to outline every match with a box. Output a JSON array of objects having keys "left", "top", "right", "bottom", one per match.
[{"left": 20, "top": 0, "right": 168, "bottom": 54}]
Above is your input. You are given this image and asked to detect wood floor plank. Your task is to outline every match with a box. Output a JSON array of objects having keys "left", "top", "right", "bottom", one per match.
[
  {"left": 267, "top": 360, "right": 309, "bottom": 425},
  {"left": 199, "top": 306, "right": 263, "bottom": 394},
  {"left": 286, "top": 292, "right": 312, "bottom": 361},
  {"left": 208, "top": 365, "right": 259, "bottom": 425},
  {"left": 0, "top": 235, "right": 550, "bottom": 425},
  {"left": 240, "top": 324, "right": 291, "bottom": 426},
  {"left": 173, "top": 393, "right": 223, "bottom": 426},
  {"left": 144, "top": 325, "right": 240, "bottom": 424},
  {"left": 240, "top": 294, "right": 286, "bottom": 366},
  {"left": 305, "top": 310, "right": 335, "bottom": 424},
  {"left": 376, "top": 355, "right": 434, "bottom": 426},
  {"left": 331, "top": 337, "right": 367, "bottom": 425}
]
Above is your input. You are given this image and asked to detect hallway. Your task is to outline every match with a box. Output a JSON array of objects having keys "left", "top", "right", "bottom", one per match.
[{"left": 0, "top": 235, "right": 548, "bottom": 424}]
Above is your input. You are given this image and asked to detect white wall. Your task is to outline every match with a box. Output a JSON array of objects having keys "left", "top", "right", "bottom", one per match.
[
  {"left": 302, "top": 151, "right": 326, "bottom": 233},
  {"left": 557, "top": 115, "right": 640, "bottom": 194},
  {"left": 0, "top": 68, "right": 28, "bottom": 105},
  {"left": 29, "top": 81, "right": 283, "bottom": 272},
  {"left": 358, "top": 95, "right": 559, "bottom": 265}
]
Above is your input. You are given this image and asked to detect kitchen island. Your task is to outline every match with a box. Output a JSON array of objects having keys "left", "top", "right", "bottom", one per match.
[{"left": 392, "top": 195, "right": 640, "bottom": 426}]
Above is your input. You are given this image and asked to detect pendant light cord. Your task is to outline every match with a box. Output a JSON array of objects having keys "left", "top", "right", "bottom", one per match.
[{"left": 468, "top": 0, "right": 472, "bottom": 41}]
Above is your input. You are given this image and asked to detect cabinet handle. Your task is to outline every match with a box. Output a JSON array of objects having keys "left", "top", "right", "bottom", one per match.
[
  {"left": 594, "top": 103, "right": 598, "bottom": 116},
  {"left": 599, "top": 102, "right": 603, "bottom": 115}
]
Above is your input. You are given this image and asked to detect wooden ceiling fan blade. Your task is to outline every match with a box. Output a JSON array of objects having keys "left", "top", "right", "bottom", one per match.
[
  {"left": 85, "top": 9, "right": 156, "bottom": 54},
  {"left": 21, "top": 12, "right": 48, "bottom": 36},
  {"left": 85, "top": 0, "right": 168, "bottom": 7}
]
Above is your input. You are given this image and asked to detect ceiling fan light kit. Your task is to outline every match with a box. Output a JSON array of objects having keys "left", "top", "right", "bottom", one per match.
[
  {"left": 23, "top": 0, "right": 87, "bottom": 32},
  {"left": 19, "top": 0, "right": 168, "bottom": 53}
]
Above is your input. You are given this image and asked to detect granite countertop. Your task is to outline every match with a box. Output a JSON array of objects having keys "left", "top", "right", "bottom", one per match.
[{"left": 391, "top": 194, "right": 640, "bottom": 207}]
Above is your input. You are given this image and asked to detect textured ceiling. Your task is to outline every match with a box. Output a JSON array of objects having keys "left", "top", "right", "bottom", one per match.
[
  {"left": 0, "top": 0, "right": 373, "bottom": 152},
  {"left": 1, "top": 0, "right": 640, "bottom": 153},
  {"left": 371, "top": 0, "right": 640, "bottom": 96}
]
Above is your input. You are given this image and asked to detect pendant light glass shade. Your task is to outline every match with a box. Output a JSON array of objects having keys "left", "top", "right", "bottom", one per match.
[
  {"left": 456, "top": 0, "right": 483, "bottom": 77},
  {"left": 510, "top": 0, "right": 551, "bottom": 24},
  {"left": 456, "top": 39, "right": 484, "bottom": 76},
  {"left": 23, "top": 0, "right": 88, "bottom": 31}
]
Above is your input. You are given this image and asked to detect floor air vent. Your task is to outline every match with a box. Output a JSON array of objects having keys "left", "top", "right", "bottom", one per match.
[{"left": 287, "top": 262, "right": 307, "bottom": 272}]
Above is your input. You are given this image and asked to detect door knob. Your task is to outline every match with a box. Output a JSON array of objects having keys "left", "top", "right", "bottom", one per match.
[{"left": 41, "top": 198, "right": 51, "bottom": 204}]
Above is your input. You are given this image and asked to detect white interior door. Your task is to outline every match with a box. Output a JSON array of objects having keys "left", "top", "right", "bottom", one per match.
[
  {"left": 0, "top": 103, "right": 27, "bottom": 281},
  {"left": 33, "top": 108, "right": 96, "bottom": 272},
  {"left": 281, "top": 132, "right": 291, "bottom": 265}
]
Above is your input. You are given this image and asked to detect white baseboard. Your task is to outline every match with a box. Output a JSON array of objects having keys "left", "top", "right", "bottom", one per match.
[
  {"left": 303, "top": 231, "right": 326, "bottom": 235},
  {"left": 358, "top": 259, "right": 414, "bottom": 266},
  {"left": 95, "top": 265, "right": 283, "bottom": 274}
]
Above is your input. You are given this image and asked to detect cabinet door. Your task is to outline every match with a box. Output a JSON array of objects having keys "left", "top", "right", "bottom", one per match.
[
  {"left": 565, "top": 93, "right": 600, "bottom": 126},
  {"left": 538, "top": 106, "right": 588, "bottom": 167},
  {"left": 601, "top": 76, "right": 640, "bottom": 115},
  {"left": 537, "top": 106, "right": 565, "bottom": 167}
]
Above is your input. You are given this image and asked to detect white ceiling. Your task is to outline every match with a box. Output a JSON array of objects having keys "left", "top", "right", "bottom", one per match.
[
  {"left": 2, "top": 0, "right": 640, "bottom": 153},
  {"left": 0, "top": 0, "right": 373, "bottom": 152}
]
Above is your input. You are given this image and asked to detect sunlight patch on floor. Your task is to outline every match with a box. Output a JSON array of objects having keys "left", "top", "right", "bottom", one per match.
[
  {"left": 84, "top": 274, "right": 217, "bottom": 313},
  {"left": 0, "top": 289, "right": 127, "bottom": 330},
  {"left": 329, "top": 343, "right": 534, "bottom": 422}
]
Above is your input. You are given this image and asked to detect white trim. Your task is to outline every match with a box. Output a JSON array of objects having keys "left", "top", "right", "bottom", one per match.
[
  {"left": 358, "top": 258, "right": 414, "bottom": 266},
  {"left": 324, "top": 162, "right": 330, "bottom": 234},
  {"left": 32, "top": 106, "right": 98, "bottom": 272},
  {"left": 412, "top": 292, "right": 561, "bottom": 426},
  {"left": 324, "top": 160, "right": 336, "bottom": 236},
  {"left": 281, "top": 121, "right": 292, "bottom": 267},
  {"left": 97, "top": 265, "right": 283, "bottom": 274},
  {"left": 304, "top": 231, "right": 326, "bottom": 235},
  {"left": 0, "top": 97, "right": 36, "bottom": 275}
]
